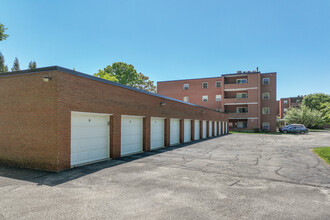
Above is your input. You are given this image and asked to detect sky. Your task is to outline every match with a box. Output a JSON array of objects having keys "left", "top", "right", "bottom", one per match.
[{"left": 1, "top": 0, "right": 329, "bottom": 99}]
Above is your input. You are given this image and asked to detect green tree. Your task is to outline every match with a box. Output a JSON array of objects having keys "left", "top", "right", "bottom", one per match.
[
  {"left": 135, "top": 73, "right": 157, "bottom": 93},
  {"left": 94, "top": 62, "right": 157, "bottom": 92},
  {"left": 284, "top": 106, "right": 324, "bottom": 128},
  {"left": 0, "top": 23, "right": 9, "bottom": 41},
  {"left": 94, "top": 65, "right": 118, "bottom": 82},
  {"left": 0, "top": 52, "right": 9, "bottom": 73},
  {"left": 111, "top": 62, "right": 141, "bottom": 87},
  {"left": 302, "top": 93, "right": 330, "bottom": 111},
  {"left": 11, "top": 57, "right": 20, "bottom": 71},
  {"left": 28, "top": 61, "right": 37, "bottom": 69},
  {"left": 303, "top": 93, "right": 330, "bottom": 123},
  {"left": 320, "top": 102, "right": 330, "bottom": 123}
]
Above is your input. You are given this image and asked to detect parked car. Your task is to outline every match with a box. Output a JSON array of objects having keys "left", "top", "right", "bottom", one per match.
[{"left": 279, "top": 124, "right": 309, "bottom": 134}]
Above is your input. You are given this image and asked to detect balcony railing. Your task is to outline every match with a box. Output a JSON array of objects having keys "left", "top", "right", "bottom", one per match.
[
  {"left": 225, "top": 111, "right": 248, "bottom": 114},
  {"left": 224, "top": 96, "right": 248, "bottom": 99}
]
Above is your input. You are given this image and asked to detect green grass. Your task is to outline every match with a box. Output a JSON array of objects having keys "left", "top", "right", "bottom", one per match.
[
  {"left": 229, "top": 131, "right": 282, "bottom": 135},
  {"left": 313, "top": 147, "right": 330, "bottom": 165}
]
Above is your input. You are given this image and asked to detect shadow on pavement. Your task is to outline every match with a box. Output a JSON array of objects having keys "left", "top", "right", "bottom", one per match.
[{"left": 0, "top": 135, "right": 228, "bottom": 187}]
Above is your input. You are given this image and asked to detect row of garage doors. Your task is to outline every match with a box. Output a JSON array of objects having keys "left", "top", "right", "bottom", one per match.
[{"left": 71, "top": 112, "right": 227, "bottom": 166}]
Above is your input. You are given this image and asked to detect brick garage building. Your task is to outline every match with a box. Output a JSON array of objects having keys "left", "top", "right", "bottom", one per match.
[
  {"left": 0, "top": 66, "right": 228, "bottom": 172},
  {"left": 157, "top": 70, "right": 277, "bottom": 132}
]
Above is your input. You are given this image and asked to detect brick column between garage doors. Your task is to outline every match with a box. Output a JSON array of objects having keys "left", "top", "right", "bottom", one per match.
[
  {"left": 164, "top": 117, "right": 171, "bottom": 147},
  {"left": 143, "top": 117, "right": 151, "bottom": 152},
  {"left": 110, "top": 114, "right": 121, "bottom": 158},
  {"left": 206, "top": 121, "right": 210, "bottom": 138},
  {"left": 180, "top": 119, "right": 184, "bottom": 143}
]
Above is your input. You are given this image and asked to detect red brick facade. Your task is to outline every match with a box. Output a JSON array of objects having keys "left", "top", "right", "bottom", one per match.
[
  {"left": 157, "top": 71, "right": 277, "bottom": 132},
  {"left": 0, "top": 67, "right": 228, "bottom": 171},
  {"left": 278, "top": 96, "right": 303, "bottom": 119}
]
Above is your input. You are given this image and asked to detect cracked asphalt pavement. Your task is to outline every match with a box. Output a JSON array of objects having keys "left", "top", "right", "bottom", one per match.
[{"left": 1, "top": 131, "right": 330, "bottom": 219}]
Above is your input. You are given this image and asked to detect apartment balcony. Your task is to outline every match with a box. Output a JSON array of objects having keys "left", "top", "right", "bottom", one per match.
[
  {"left": 224, "top": 82, "right": 258, "bottom": 90},
  {"left": 225, "top": 112, "right": 258, "bottom": 119},
  {"left": 223, "top": 97, "right": 250, "bottom": 104}
]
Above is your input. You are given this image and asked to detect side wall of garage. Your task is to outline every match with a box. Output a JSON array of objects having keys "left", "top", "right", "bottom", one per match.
[{"left": 0, "top": 72, "right": 59, "bottom": 171}]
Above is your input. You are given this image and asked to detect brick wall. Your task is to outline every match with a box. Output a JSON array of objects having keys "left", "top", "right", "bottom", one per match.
[{"left": 0, "top": 72, "right": 59, "bottom": 171}]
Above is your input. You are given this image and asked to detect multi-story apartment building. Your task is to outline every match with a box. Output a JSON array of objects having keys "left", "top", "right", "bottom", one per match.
[
  {"left": 157, "top": 70, "right": 277, "bottom": 132},
  {"left": 278, "top": 96, "right": 304, "bottom": 119}
]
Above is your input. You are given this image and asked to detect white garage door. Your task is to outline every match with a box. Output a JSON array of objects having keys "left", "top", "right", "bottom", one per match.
[
  {"left": 184, "top": 119, "right": 191, "bottom": 143},
  {"left": 222, "top": 122, "right": 225, "bottom": 134},
  {"left": 71, "top": 112, "right": 109, "bottom": 166},
  {"left": 150, "top": 117, "right": 165, "bottom": 150},
  {"left": 202, "top": 120, "right": 207, "bottom": 138},
  {"left": 214, "top": 121, "right": 217, "bottom": 136},
  {"left": 170, "top": 119, "right": 180, "bottom": 145},
  {"left": 219, "top": 121, "right": 222, "bottom": 135},
  {"left": 209, "top": 121, "right": 213, "bottom": 137},
  {"left": 194, "top": 120, "right": 200, "bottom": 140},
  {"left": 121, "top": 116, "right": 143, "bottom": 156}
]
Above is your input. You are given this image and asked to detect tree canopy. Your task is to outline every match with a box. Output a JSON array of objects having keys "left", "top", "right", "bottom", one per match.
[
  {"left": 284, "top": 105, "right": 324, "bottom": 128},
  {"left": 0, "top": 23, "right": 9, "bottom": 41},
  {"left": 302, "top": 93, "right": 330, "bottom": 123},
  {"left": 303, "top": 93, "right": 330, "bottom": 111},
  {"left": 28, "top": 61, "right": 37, "bottom": 69},
  {"left": 0, "top": 52, "right": 9, "bottom": 73},
  {"left": 94, "top": 62, "right": 157, "bottom": 93},
  {"left": 11, "top": 57, "right": 20, "bottom": 71}
]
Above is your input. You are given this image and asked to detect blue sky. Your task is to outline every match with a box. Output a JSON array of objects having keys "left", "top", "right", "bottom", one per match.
[{"left": 1, "top": 0, "right": 329, "bottom": 99}]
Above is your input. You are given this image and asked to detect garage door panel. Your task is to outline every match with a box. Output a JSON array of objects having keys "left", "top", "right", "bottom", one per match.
[
  {"left": 121, "top": 116, "right": 143, "bottom": 156},
  {"left": 71, "top": 138, "right": 108, "bottom": 152},
  {"left": 150, "top": 118, "right": 165, "bottom": 149},
  {"left": 170, "top": 119, "right": 180, "bottom": 145},
  {"left": 71, "top": 127, "right": 107, "bottom": 139},
  {"left": 194, "top": 120, "right": 200, "bottom": 140},
  {"left": 184, "top": 119, "right": 191, "bottom": 143},
  {"left": 71, "top": 116, "right": 108, "bottom": 127},
  {"left": 202, "top": 121, "right": 207, "bottom": 138},
  {"left": 71, "top": 113, "right": 109, "bottom": 166},
  {"left": 209, "top": 121, "right": 213, "bottom": 137},
  {"left": 214, "top": 123, "right": 217, "bottom": 136}
]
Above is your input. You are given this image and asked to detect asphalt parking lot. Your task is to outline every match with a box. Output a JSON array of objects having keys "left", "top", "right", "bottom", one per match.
[{"left": 1, "top": 131, "right": 330, "bottom": 220}]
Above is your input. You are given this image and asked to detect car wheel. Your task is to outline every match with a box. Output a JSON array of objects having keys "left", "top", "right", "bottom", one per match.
[
  {"left": 300, "top": 131, "right": 305, "bottom": 134},
  {"left": 283, "top": 130, "right": 288, "bottom": 134}
]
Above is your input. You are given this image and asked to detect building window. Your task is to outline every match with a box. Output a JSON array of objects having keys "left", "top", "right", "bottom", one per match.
[
  {"left": 237, "top": 121, "right": 247, "bottom": 128},
  {"left": 283, "top": 100, "right": 288, "bottom": 104},
  {"left": 183, "top": 84, "right": 189, "bottom": 90},
  {"left": 262, "top": 107, "right": 270, "bottom": 114},
  {"left": 262, "top": 93, "right": 270, "bottom": 99},
  {"left": 237, "top": 107, "right": 248, "bottom": 113},
  {"left": 262, "top": 122, "right": 270, "bottom": 130},
  {"left": 202, "top": 95, "right": 208, "bottom": 102},
  {"left": 236, "top": 93, "right": 247, "bottom": 98},
  {"left": 216, "top": 81, "right": 221, "bottom": 87},
  {"left": 216, "top": 108, "right": 221, "bottom": 112},
  {"left": 262, "top": 78, "right": 270, "bottom": 85},
  {"left": 215, "top": 95, "right": 222, "bottom": 102},
  {"left": 297, "top": 99, "right": 301, "bottom": 103},
  {"left": 202, "top": 82, "right": 208, "bottom": 88},
  {"left": 183, "top": 96, "right": 189, "bottom": 102},
  {"left": 236, "top": 79, "right": 247, "bottom": 84},
  {"left": 283, "top": 108, "right": 288, "bottom": 112}
]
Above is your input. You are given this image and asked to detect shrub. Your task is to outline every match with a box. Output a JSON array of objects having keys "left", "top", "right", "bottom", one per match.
[{"left": 284, "top": 106, "right": 324, "bottom": 128}]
